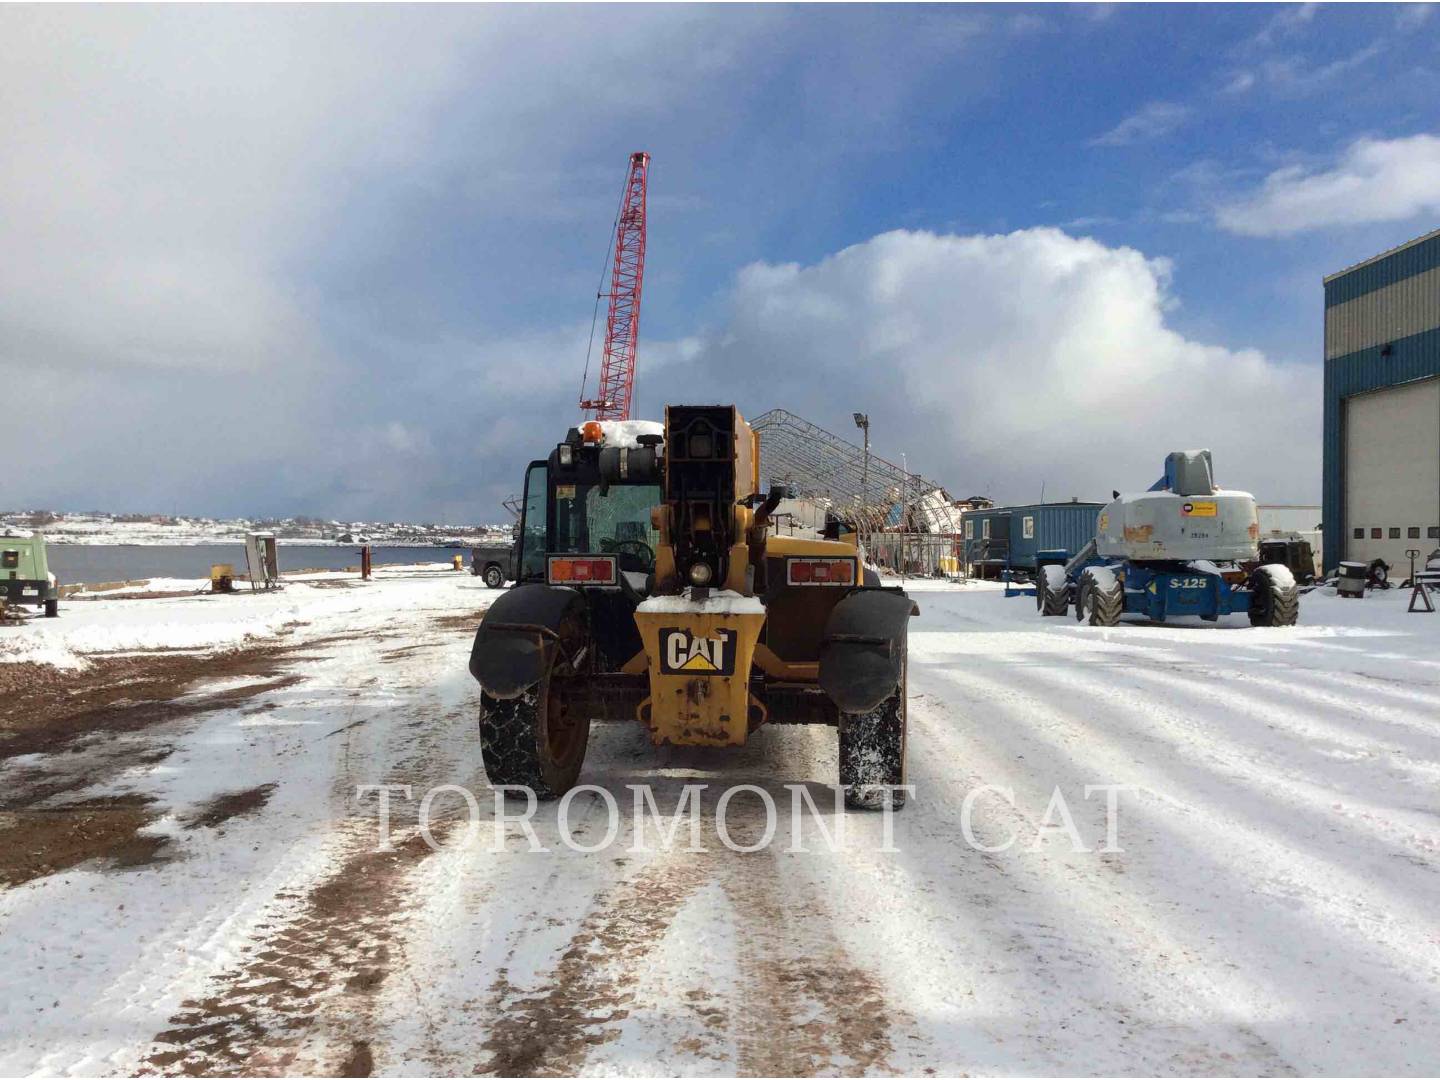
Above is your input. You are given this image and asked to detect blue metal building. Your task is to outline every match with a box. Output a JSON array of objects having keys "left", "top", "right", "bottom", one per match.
[
  {"left": 1323, "top": 228, "right": 1440, "bottom": 572},
  {"left": 962, "top": 501, "right": 1101, "bottom": 574}
]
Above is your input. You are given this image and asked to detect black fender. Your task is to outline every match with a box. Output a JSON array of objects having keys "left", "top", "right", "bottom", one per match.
[
  {"left": 818, "top": 587, "right": 919, "bottom": 714},
  {"left": 469, "top": 584, "right": 587, "bottom": 700}
]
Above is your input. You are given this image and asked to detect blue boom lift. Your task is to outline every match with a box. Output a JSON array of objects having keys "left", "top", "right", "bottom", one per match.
[{"left": 1035, "top": 450, "right": 1299, "bottom": 627}]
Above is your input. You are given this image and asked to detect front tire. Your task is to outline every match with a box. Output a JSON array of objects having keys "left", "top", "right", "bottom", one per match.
[
  {"left": 1038, "top": 565, "right": 1069, "bottom": 617},
  {"left": 482, "top": 564, "right": 506, "bottom": 589},
  {"left": 1078, "top": 566, "right": 1123, "bottom": 626},
  {"left": 1249, "top": 565, "right": 1299, "bottom": 627},
  {"left": 479, "top": 663, "right": 588, "bottom": 799},
  {"left": 839, "top": 662, "right": 907, "bottom": 811}
]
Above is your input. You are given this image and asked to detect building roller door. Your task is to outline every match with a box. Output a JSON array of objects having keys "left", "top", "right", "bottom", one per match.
[{"left": 1344, "top": 376, "right": 1440, "bottom": 569}]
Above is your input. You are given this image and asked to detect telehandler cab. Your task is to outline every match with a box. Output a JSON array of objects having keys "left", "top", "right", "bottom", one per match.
[{"left": 468, "top": 406, "right": 917, "bottom": 810}]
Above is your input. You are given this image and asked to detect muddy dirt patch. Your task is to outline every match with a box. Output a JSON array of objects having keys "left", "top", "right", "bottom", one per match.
[
  {"left": 186, "top": 784, "right": 279, "bottom": 831},
  {"left": 430, "top": 609, "right": 489, "bottom": 633},
  {"left": 0, "top": 794, "right": 165, "bottom": 888},
  {"left": 0, "top": 642, "right": 311, "bottom": 761}
]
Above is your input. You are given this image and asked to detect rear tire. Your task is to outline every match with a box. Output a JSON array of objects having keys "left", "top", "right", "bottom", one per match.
[
  {"left": 44, "top": 598, "right": 59, "bottom": 618},
  {"left": 1079, "top": 567, "right": 1122, "bottom": 626},
  {"left": 1248, "top": 565, "right": 1299, "bottom": 627},
  {"left": 839, "top": 661, "right": 907, "bottom": 811},
  {"left": 482, "top": 564, "right": 506, "bottom": 589},
  {"left": 479, "top": 663, "right": 588, "bottom": 799},
  {"left": 1039, "top": 565, "right": 1069, "bottom": 616}
]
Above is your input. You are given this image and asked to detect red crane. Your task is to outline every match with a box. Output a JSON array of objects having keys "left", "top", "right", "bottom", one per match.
[{"left": 580, "top": 151, "right": 650, "bottom": 420}]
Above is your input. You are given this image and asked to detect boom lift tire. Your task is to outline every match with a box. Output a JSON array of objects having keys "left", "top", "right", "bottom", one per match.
[
  {"left": 1248, "top": 565, "right": 1299, "bottom": 627},
  {"left": 839, "top": 663, "right": 907, "bottom": 811},
  {"left": 1038, "top": 564, "right": 1069, "bottom": 617},
  {"left": 1077, "top": 566, "right": 1123, "bottom": 627},
  {"left": 478, "top": 658, "right": 588, "bottom": 799}
]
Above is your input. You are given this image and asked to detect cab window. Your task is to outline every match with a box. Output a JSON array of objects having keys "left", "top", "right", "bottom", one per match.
[
  {"left": 517, "top": 462, "right": 548, "bottom": 581},
  {"left": 553, "top": 483, "right": 660, "bottom": 573}
]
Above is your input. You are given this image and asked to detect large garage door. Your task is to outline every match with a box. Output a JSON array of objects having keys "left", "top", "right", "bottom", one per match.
[{"left": 1345, "top": 376, "right": 1440, "bottom": 570}]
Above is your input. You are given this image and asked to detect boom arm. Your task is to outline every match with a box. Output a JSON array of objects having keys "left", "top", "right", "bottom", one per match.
[{"left": 580, "top": 151, "right": 650, "bottom": 421}]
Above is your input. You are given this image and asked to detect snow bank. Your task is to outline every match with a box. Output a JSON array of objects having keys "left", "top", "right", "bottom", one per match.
[
  {"left": 74, "top": 577, "right": 210, "bottom": 596},
  {"left": 0, "top": 595, "right": 306, "bottom": 670}
]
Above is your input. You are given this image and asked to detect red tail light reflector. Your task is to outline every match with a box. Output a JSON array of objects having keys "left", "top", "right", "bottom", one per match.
[
  {"left": 547, "top": 555, "right": 618, "bottom": 585},
  {"left": 786, "top": 557, "right": 856, "bottom": 586}
]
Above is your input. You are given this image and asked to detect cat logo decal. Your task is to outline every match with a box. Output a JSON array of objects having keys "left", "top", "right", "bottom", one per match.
[{"left": 660, "top": 628, "right": 736, "bottom": 676}]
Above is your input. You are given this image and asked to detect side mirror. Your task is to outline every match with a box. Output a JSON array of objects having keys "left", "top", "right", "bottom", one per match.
[{"left": 741, "top": 484, "right": 789, "bottom": 513}]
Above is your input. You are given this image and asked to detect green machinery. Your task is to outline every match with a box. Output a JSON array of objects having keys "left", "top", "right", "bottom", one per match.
[{"left": 1, "top": 531, "right": 59, "bottom": 618}]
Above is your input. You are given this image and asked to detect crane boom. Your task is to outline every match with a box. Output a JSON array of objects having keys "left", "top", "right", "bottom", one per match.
[{"left": 580, "top": 151, "right": 649, "bottom": 420}]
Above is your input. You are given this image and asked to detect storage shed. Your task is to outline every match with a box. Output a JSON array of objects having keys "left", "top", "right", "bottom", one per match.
[{"left": 962, "top": 501, "right": 1101, "bottom": 575}]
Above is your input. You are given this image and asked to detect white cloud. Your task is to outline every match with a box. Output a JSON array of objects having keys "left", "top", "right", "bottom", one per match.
[
  {"left": 1221, "top": 70, "right": 1257, "bottom": 95},
  {"left": 1257, "top": 41, "right": 1382, "bottom": 94},
  {"left": 1396, "top": 2, "right": 1432, "bottom": 28},
  {"left": 1243, "top": 3, "right": 1318, "bottom": 50},
  {"left": 0, "top": 7, "right": 486, "bottom": 375},
  {"left": 664, "top": 229, "right": 1317, "bottom": 504},
  {"left": 1216, "top": 133, "right": 1440, "bottom": 235},
  {"left": 2, "top": 5, "right": 1032, "bottom": 520},
  {"left": 1090, "top": 102, "right": 1190, "bottom": 147}
]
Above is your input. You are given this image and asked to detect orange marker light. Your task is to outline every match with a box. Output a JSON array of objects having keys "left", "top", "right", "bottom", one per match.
[
  {"left": 547, "top": 555, "right": 617, "bottom": 586},
  {"left": 582, "top": 421, "right": 604, "bottom": 444},
  {"left": 786, "top": 558, "right": 857, "bottom": 586}
]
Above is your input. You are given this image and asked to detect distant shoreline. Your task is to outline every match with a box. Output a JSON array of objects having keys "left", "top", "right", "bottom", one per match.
[{"left": 40, "top": 537, "right": 481, "bottom": 548}]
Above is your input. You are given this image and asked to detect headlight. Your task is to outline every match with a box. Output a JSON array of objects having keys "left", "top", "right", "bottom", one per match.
[{"left": 688, "top": 562, "right": 713, "bottom": 586}]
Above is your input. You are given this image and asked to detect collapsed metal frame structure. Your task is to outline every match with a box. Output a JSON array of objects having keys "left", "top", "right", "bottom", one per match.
[{"left": 751, "top": 409, "right": 963, "bottom": 575}]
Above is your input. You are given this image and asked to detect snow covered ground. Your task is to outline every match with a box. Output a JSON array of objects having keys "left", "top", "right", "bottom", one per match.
[{"left": 2, "top": 572, "right": 1438, "bottom": 1075}]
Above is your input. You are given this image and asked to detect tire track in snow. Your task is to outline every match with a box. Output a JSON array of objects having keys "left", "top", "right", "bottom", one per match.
[
  {"left": 137, "top": 823, "right": 454, "bottom": 1077},
  {"left": 467, "top": 768, "right": 912, "bottom": 1077},
  {"left": 908, "top": 652, "right": 1438, "bottom": 1073},
  {"left": 473, "top": 850, "right": 716, "bottom": 1076},
  {"left": 722, "top": 843, "right": 900, "bottom": 1077},
  {"left": 881, "top": 683, "right": 1296, "bottom": 1074}
]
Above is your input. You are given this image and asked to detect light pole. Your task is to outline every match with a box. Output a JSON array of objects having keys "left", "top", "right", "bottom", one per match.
[
  {"left": 901, "top": 450, "right": 910, "bottom": 580},
  {"left": 853, "top": 412, "right": 870, "bottom": 537}
]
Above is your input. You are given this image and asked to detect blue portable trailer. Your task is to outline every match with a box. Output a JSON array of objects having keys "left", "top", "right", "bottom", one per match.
[
  {"left": 963, "top": 501, "right": 1102, "bottom": 579},
  {"left": 1034, "top": 451, "right": 1299, "bottom": 627}
]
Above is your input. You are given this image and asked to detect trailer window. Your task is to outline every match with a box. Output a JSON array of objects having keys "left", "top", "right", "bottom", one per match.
[
  {"left": 1371, "top": 528, "right": 1382, "bottom": 540},
  {"left": 1, "top": 550, "right": 17, "bottom": 569},
  {"left": 1409, "top": 527, "right": 1421, "bottom": 539},
  {"left": 1352, "top": 528, "right": 1364, "bottom": 540},
  {"left": 1022, "top": 515, "right": 1035, "bottom": 540},
  {"left": 1389, "top": 527, "right": 1401, "bottom": 539}
]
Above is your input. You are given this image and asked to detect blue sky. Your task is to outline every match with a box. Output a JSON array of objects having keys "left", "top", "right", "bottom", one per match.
[{"left": 4, "top": 4, "right": 1439, "bottom": 521}]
